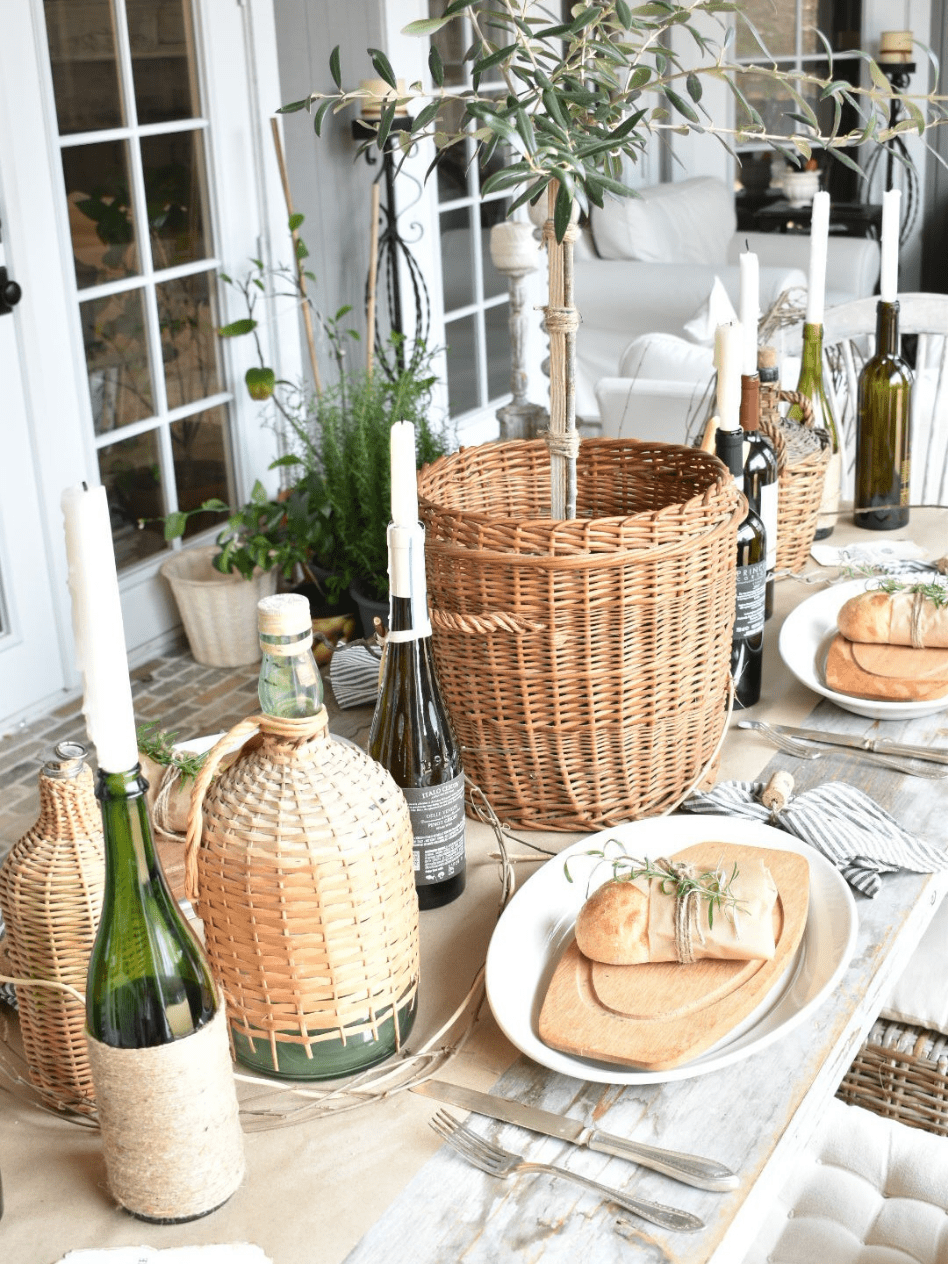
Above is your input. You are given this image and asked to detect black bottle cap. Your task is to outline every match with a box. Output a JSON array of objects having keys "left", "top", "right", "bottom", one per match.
[{"left": 715, "top": 426, "right": 744, "bottom": 478}]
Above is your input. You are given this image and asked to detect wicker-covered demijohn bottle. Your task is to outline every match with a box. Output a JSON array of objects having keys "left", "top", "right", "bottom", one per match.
[
  {"left": 186, "top": 592, "right": 420, "bottom": 1080},
  {"left": 0, "top": 741, "right": 104, "bottom": 1112}
]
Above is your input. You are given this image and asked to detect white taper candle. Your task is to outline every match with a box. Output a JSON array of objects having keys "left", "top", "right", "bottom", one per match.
[
  {"left": 805, "top": 190, "right": 830, "bottom": 325},
  {"left": 61, "top": 483, "right": 139, "bottom": 774},
  {"left": 739, "top": 251, "right": 760, "bottom": 376},
  {"left": 390, "top": 420, "right": 419, "bottom": 529},
  {"left": 880, "top": 189, "right": 902, "bottom": 304},
  {"left": 714, "top": 322, "right": 743, "bottom": 432}
]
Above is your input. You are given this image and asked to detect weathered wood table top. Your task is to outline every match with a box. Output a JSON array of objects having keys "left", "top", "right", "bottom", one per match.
[{"left": 3, "top": 512, "right": 948, "bottom": 1264}]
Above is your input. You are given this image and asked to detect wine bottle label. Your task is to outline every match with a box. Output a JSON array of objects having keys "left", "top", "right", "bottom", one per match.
[
  {"left": 403, "top": 775, "right": 466, "bottom": 886},
  {"left": 734, "top": 560, "right": 766, "bottom": 637},
  {"left": 759, "top": 482, "right": 778, "bottom": 572}
]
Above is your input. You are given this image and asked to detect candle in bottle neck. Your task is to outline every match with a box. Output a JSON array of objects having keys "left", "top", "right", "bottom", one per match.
[
  {"left": 739, "top": 251, "right": 759, "bottom": 377},
  {"left": 61, "top": 484, "right": 139, "bottom": 774},
  {"left": 390, "top": 420, "right": 419, "bottom": 528},
  {"left": 714, "top": 321, "right": 743, "bottom": 433},
  {"left": 880, "top": 188, "right": 902, "bottom": 303},
  {"left": 805, "top": 190, "right": 830, "bottom": 325}
]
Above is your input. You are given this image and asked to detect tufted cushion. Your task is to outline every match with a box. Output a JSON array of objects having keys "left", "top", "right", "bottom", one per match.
[
  {"left": 590, "top": 176, "right": 736, "bottom": 265},
  {"left": 742, "top": 1099, "right": 948, "bottom": 1263}
]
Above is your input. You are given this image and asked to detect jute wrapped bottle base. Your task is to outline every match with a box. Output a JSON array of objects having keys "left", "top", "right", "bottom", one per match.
[{"left": 87, "top": 1006, "right": 244, "bottom": 1222}]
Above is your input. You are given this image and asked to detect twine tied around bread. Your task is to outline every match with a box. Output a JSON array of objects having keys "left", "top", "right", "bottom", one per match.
[
  {"left": 911, "top": 588, "right": 929, "bottom": 648},
  {"left": 654, "top": 858, "right": 706, "bottom": 965}
]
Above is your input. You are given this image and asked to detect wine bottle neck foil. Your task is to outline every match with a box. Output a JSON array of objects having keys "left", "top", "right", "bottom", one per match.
[{"left": 387, "top": 522, "right": 432, "bottom": 641}]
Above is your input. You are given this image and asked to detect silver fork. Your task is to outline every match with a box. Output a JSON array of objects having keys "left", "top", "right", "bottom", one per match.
[
  {"left": 429, "top": 1110, "right": 704, "bottom": 1234},
  {"left": 739, "top": 719, "right": 948, "bottom": 779}
]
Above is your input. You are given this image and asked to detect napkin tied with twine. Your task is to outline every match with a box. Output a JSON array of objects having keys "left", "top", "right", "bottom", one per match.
[{"left": 681, "top": 779, "right": 948, "bottom": 897}]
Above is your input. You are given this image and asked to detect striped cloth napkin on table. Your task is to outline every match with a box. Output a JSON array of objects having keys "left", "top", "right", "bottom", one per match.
[{"left": 681, "top": 780, "right": 948, "bottom": 897}]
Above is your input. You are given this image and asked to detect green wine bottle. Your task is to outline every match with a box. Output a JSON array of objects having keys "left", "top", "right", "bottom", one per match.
[
  {"left": 854, "top": 300, "right": 913, "bottom": 530},
  {"left": 790, "top": 322, "right": 840, "bottom": 540},
  {"left": 369, "top": 422, "right": 466, "bottom": 910},
  {"left": 87, "top": 766, "right": 216, "bottom": 1049}
]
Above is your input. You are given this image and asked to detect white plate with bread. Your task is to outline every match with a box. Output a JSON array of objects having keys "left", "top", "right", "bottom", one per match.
[
  {"left": 484, "top": 814, "right": 856, "bottom": 1085},
  {"left": 779, "top": 578, "right": 948, "bottom": 720}
]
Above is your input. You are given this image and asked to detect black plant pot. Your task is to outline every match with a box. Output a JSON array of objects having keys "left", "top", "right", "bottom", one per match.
[{"left": 349, "top": 578, "right": 388, "bottom": 639}]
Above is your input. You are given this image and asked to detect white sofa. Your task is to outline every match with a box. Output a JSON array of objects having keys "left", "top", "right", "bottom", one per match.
[{"left": 574, "top": 176, "right": 881, "bottom": 437}]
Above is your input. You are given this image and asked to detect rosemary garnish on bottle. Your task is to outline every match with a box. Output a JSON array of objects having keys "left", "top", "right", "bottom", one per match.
[{"left": 565, "top": 840, "right": 745, "bottom": 931}]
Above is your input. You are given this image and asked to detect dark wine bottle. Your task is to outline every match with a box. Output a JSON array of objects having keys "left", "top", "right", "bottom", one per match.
[
  {"left": 716, "top": 426, "right": 766, "bottom": 708},
  {"left": 740, "top": 371, "right": 779, "bottom": 621},
  {"left": 854, "top": 299, "right": 913, "bottom": 530},
  {"left": 87, "top": 766, "right": 217, "bottom": 1049},
  {"left": 789, "top": 322, "right": 840, "bottom": 540},
  {"left": 369, "top": 422, "right": 466, "bottom": 910}
]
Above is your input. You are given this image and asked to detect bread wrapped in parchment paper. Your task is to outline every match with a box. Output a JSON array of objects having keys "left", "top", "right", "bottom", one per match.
[{"left": 574, "top": 855, "right": 778, "bottom": 966}]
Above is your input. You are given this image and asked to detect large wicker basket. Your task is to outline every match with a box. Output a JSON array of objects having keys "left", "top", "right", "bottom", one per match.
[{"left": 417, "top": 439, "right": 742, "bottom": 830}]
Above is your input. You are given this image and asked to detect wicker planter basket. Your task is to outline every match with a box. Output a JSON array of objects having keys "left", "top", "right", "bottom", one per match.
[
  {"left": 417, "top": 438, "right": 741, "bottom": 831},
  {"left": 161, "top": 545, "right": 278, "bottom": 668},
  {"left": 759, "top": 387, "right": 831, "bottom": 574},
  {"left": 838, "top": 1017, "right": 948, "bottom": 1138}
]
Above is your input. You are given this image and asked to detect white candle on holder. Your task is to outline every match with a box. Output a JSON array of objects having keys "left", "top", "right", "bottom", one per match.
[
  {"left": 880, "top": 188, "right": 902, "bottom": 303},
  {"left": 390, "top": 420, "right": 419, "bottom": 528},
  {"left": 805, "top": 190, "right": 830, "bottom": 326},
  {"left": 739, "top": 250, "right": 760, "bottom": 376},
  {"left": 61, "top": 483, "right": 139, "bottom": 774},
  {"left": 714, "top": 322, "right": 743, "bottom": 432}
]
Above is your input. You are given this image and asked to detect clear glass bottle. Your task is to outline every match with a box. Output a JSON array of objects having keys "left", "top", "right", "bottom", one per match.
[
  {"left": 86, "top": 767, "right": 217, "bottom": 1049},
  {"left": 230, "top": 591, "right": 418, "bottom": 1078},
  {"left": 854, "top": 300, "right": 913, "bottom": 530},
  {"left": 716, "top": 426, "right": 766, "bottom": 708},
  {"left": 740, "top": 370, "right": 779, "bottom": 620},
  {"left": 789, "top": 322, "right": 840, "bottom": 540},
  {"left": 369, "top": 423, "right": 466, "bottom": 910}
]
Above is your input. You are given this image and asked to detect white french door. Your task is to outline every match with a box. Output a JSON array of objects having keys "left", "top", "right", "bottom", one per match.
[{"left": 0, "top": 0, "right": 298, "bottom": 728}]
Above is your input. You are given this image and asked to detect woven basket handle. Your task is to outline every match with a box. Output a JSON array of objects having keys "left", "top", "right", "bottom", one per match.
[
  {"left": 779, "top": 389, "right": 815, "bottom": 427},
  {"left": 430, "top": 608, "right": 546, "bottom": 636}
]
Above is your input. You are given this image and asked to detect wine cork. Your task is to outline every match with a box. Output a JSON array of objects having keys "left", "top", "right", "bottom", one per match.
[
  {"left": 761, "top": 770, "right": 794, "bottom": 812},
  {"left": 87, "top": 1005, "right": 244, "bottom": 1222}
]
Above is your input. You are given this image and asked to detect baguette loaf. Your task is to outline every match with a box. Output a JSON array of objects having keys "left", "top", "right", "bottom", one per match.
[{"left": 837, "top": 589, "right": 948, "bottom": 649}]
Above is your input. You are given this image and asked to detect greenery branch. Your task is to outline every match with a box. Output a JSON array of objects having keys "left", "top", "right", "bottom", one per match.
[
  {"left": 279, "top": 1, "right": 948, "bottom": 240},
  {"left": 136, "top": 723, "right": 207, "bottom": 785},
  {"left": 564, "top": 839, "right": 745, "bottom": 930}
]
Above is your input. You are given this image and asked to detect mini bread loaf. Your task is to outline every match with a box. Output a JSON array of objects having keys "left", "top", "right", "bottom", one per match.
[
  {"left": 837, "top": 589, "right": 948, "bottom": 649},
  {"left": 574, "top": 858, "right": 779, "bottom": 966}
]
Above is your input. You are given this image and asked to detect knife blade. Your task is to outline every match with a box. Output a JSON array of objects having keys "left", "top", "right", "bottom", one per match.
[
  {"left": 762, "top": 722, "right": 948, "bottom": 766},
  {"left": 412, "top": 1079, "right": 738, "bottom": 1192}
]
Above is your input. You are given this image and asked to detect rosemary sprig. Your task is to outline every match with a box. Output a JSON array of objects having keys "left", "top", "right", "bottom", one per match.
[
  {"left": 871, "top": 576, "right": 948, "bottom": 608},
  {"left": 565, "top": 840, "right": 744, "bottom": 931},
  {"left": 136, "top": 722, "right": 207, "bottom": 785}
]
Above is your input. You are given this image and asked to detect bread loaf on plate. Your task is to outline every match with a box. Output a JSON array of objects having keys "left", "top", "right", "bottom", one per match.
[
  {"left": 574, "top": 856, "right": 778, "bottom": 966},
  {"left": 837, "top": 589, "right": 948, "bottom": 649}
]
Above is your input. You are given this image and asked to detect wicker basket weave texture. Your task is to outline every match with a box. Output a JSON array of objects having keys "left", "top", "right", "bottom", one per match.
[
  {"left": 189, "top": 710, "right": 419, "bottom": 1071},
  {"left": 759, "top": 386, "right": 830, "bottom": 574},
  {"left": 160, "top": 545, "right": 278, "bottom": 668},
  {"left": 838, "top": 1017, "right": 948, "bottom": 1138},
  {"left": 418, "top": 439, "right": 741, "bottom": 831},
  {"left": 0, "top": 765, "right": 104, "bottom": 1112}
]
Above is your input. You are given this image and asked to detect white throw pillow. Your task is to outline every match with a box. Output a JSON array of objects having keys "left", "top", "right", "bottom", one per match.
[
  {"left": 682, "top": 275, "right": 739, "bottom": 344},
  {"left": 590, "top": 177, "right": 736, "bottom": 266},
  {"left": 618, "top": 333, "right": 714, "bottom": 385}
]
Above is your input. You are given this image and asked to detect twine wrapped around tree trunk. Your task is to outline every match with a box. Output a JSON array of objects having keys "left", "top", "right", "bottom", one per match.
[{"left": 541, "top": 183, "right": 581, "bottom": 519}]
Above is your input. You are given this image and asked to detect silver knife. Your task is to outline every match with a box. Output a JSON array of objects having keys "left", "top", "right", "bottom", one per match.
[
  {"left": 743, "top": 721, "right": 948, "bottom": 766},
  {"left": 412, "top": 1079, "right": 738, "bottom": 1192}
]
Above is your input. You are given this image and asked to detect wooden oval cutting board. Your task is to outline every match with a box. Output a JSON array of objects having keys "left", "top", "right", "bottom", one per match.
[{"left": 538, "top": 842, "right": 810, "bottom": 1071}]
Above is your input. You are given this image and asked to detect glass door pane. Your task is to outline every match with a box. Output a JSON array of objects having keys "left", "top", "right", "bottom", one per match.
[{"left": 43, "top": 0, "right": 232, "bottom": 569}]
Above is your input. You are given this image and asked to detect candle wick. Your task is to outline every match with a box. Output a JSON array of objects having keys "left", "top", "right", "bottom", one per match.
[{"left": 82, "top": 481, "right": 88, "bottom": 492}]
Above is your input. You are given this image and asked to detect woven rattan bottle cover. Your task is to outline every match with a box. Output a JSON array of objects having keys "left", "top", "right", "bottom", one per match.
[
  {"left": 185, "top": 705, "right": 420, "bottom": 1080},
  {"left": 0, "top": 742, "right": 105, "bottom": 1112}
]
